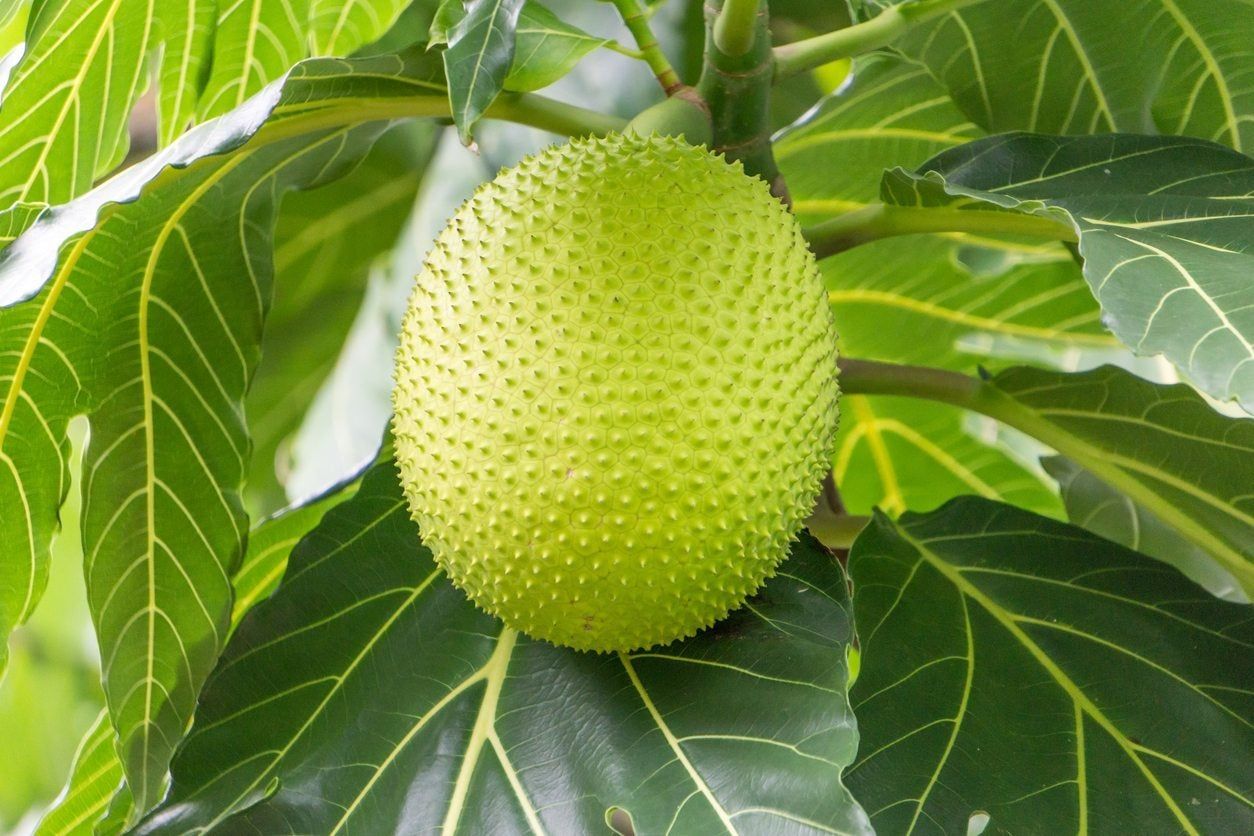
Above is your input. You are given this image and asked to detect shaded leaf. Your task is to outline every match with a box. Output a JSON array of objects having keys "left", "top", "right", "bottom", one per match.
[
  {"left": 138, "top": 458, "right": 870, "bottom": 834},
  {"left": 1043, "top": 456, "right": 1247, "bottom": 603},
  {"left": 985, "top": 363, "right": 1254, "bottom": 598},
  {"left": 868, "top": 0, "right": 1254, "bottom": 151},
  {"left": 247, "top": 122, "right": 436, "bottom": 513},
  {"left": 444, "top": 0, "right": 525, "bottom": 142},
  {"left": 0, "top": 50, "right": 450, "bottom": 813},
  {"left": 847, "top": 497, "right": 1254, "bottom": 833},
  {"left": 884, "top": 132, "right": 1254, "bottom": 408}
]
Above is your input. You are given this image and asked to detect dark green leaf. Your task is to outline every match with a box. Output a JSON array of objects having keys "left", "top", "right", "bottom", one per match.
[
  {"left": 138, "top": 458, "right": 870, "bottom": 834},
  {"left": 0, "top": 49, "right": 450, "bottom": 813},
  {"left": 444, "top": 0, "right": 525, "bottom": 143},
  {"left": 885, "top": 132, "right": 1254, "bottom": 409},
  {"left": 867, "top": 0, "right": 1254, "bottom": 151},
  {"left": 1043, "top": 456, "right": 1247, "bottom": 603},
  {"left": 848, "top": 497, "right": 1254, "bottom": 833}
]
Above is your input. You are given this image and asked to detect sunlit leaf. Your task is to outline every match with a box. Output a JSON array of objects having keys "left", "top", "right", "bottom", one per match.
[
  {"left": 847, "top": 497, "right": 1254, "bottom": 832},
  {"left": 137, "top": 458, "right": 870, "bottom": 834},
  {"left": 0, "top": 50, "right": 450, "bottom": 813},
  {"left": 34, "top": 711, "right": 120, "bottom": 836},
  {"left": 884, "top": 132, "right": 1254, "bottom": 408},
  {"left": 309, "top": 0, "right": 413, "bottom": 56}
]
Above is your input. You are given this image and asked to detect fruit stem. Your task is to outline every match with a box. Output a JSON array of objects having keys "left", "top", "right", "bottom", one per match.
[
  {"left": 697, "top": 0, "right": 786, "bottom": 200},
  {"left": 806, "top": 512, "right": 872, "bottom": 552},
  {"left": 713, "top": 0, "right": 762, "bottom": 57},
  {"left": 802, "top": 203, "right": 1077, "bottom": 257},
  {"left": 610, "top": 0, "right": 683, "bottom": 94},
  {"left": 773, "top": 0, "right": 991, "bottom": 81}
]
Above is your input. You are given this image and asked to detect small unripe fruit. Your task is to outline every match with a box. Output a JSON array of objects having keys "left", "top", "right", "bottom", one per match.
[{"left": 392, "top": 133, "right": 838, "bottom": 652}]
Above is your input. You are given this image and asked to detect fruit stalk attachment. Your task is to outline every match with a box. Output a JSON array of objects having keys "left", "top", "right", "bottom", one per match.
[{"left": 610, "top": 0, "right": 683, "bottom": 94}]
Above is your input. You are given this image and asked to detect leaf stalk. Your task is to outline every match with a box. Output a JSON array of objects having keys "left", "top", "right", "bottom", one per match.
[{"left": 773, "top": 0, "right": 991, "bottom": 81}]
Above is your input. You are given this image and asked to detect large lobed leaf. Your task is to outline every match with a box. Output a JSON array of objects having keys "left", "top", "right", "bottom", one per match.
[
  {"left": 0, "top": 50, "right": 450, "bottom": 813},
  {"left": 847, "top": 497, "right": 1254, "bottom": 833},
  {"left": 136, "top": 457, "right": 870, "bottom": 834},
  {"left": 867, "top": 0, "right": 1254, "bottom": 152},
  {"left": 884, "top": 132, "right": 1254, "bottom": 409},
  {"left": 777, "top": 56, "right": 1098, "bottom": 516}
]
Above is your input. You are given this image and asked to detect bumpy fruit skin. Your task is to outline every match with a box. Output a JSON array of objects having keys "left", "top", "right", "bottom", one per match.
[{"left": 392, "top": 133, "right": 838, "bottom": 652}]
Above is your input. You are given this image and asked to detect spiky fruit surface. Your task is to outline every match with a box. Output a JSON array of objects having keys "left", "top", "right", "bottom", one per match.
[{"left": 392, "top": 133, "right": 838, "bottom": 652}]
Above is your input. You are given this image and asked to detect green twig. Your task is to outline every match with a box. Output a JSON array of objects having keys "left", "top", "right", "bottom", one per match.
[
  {"left": 774, "top": 0, "right": 991, "bottom": 81},
  {"left": 493, "top": 92, "right": 627, "bottom": 136},
  {"left": 610, "top": 0, "right": 682, "bottom": 93},
  {"left": 803, "top": 203, "right": 1077, "bottom": 258},
  {"left": 713, "top": 0, "right": 762, "bottom": 57}
]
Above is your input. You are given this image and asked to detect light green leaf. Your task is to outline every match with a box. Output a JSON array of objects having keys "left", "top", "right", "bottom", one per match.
[
  {"left": 0, "top": 0, "right": 152, "bottom": 204},
  {"left": 309, "top": 0, "right": 412, "bottom": 56},
  {"left": 0, "top": 50, "right": 451, "bottom": 814},
  {"left": 34, "top": 711, "right": 120, "bottom": 836},
  {"left": 152, "top": 0, "right": 215, "bottom": 145},
  {"left": 777, "top": 56, "right": 1090, "bottom": 515},
  {"left": 868, "top": 0, "right": 1254, "bottom": 151},
  {"left": 847, "top": 497, "right": 1254, "bottom": 833},
  {"left": 505, "top": 2, "right": 608, "bottom": 93},
  {"left": 444, "top": 0, "right": 525, "bottom": 143},
  {"left": 198, "top": 0, "right": 311, "bottom": 119},
  {"left": 136, "top": 458, "right": 870, "bottom": 834},
  {"left": 431, "top": 0, "right": 609, "bottom": 93},
  {"left": 247, "top": 123, "right": 436, "bottom": 513},
  {"left": 1043, "top": 456, "right": 1248, "bottom": 602},
  {"left": 884, "top": 132, "right": 1254, "bottom": 408}
]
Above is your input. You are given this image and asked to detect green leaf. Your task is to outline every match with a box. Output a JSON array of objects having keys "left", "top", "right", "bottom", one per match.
[
  {"left": 0, "top": 50, "right": 450, "bottom": 814},
  {"left": 232, "top": 476, "right": 361, "bottom": 624},
  {"left": 847, "top": 497, "right": 1254, "bottom": 833},
  {"left": 777, "top": 56, "right": 1088, "bottom": 515},
  {"left": 1043, "top": 456, "right": 1248, "bottom": 603},
  {"left": 884, "top": 132, "right": 1254, "bottom": 409},
  {"left": 152, "top": 0, "right": 216, "bottom": 145},
  {"left": 505, "top": 2, "right": 609, "bottom": 93},
  {"left": 431, "top": 0, "right": 609, "bottom": 93},
  {"left": 0, "top": 0, "right": 152, "bottom": 204},
  {"left": 198, "top": 0, "right": 312, "bottom": 119},
  {"left": 37, "top": 468, "right": 363, "bottom": 832},
  {"left": 247, "top": 123, "right": 436, "bottom": 513},
  {"left": 34, "top": 710, "right": 121, "bottom": 836},
  {"left": 985, "top": 363, "right": 1254, "bottom": 598},
  {"left": 136, "top": 458, "right": 870, "bottom": 834},
  {"left": 444, "top": 0, "right": 525, "bottom": 143},
  {"left": 309, "top": 0, "right": 414, "bottom": 56},
  {"left": 868, "top": 0, "right": 1254, "bottom": 152}
]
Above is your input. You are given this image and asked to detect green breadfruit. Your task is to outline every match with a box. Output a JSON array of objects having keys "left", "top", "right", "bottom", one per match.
[{"left": 392, "top": 132, "right": 839, "bottom": 652}]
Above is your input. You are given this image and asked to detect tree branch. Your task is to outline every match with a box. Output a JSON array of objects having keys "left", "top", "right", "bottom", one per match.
[
  {"left": 803, "top": 203, "right": 1077, "bottom": 258},
  {"left": 773, "top": 0, "right": 991, "bottom": 81}
]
